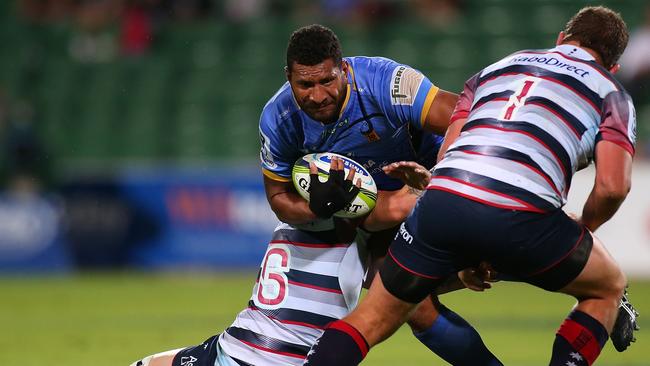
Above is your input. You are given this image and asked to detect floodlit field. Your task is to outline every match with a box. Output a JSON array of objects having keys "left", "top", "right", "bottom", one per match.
[{"left": 1, "top": 273, "right": 647, "bottom": 366}]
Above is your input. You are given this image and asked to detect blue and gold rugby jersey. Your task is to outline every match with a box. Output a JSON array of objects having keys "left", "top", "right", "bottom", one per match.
[
  {"left": 259, "top": 56, "right": 443, "bottom": 191},
  {"left": 223, "top": 57, "right": 443, "bottom": 366}
]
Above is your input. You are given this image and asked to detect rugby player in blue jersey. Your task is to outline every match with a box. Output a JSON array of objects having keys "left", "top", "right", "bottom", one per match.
[
  {"left": 130, "top": 24, "right": 501, "bottom": 366},
  {"left": 303, "top": 6, "right": 640, "bottom": 366}
]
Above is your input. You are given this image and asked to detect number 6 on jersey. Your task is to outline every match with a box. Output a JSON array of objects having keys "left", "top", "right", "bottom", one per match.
[{"left": 254, "top": 245, "right": 291, "bottom": 309}]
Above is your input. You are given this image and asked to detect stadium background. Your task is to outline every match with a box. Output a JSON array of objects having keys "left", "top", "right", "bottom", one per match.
[{"left": 0, "top": 0, "right": 649, "bottom": 365}]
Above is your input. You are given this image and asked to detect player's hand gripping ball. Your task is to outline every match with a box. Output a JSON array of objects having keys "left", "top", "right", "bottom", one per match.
[{"left": 292, "top": 153, "right": 377, "bottom": 218}]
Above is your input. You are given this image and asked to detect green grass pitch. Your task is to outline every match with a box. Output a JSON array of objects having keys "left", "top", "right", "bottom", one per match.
[{"left": 1, "top": 272, "right": 647, "bottom": 365}]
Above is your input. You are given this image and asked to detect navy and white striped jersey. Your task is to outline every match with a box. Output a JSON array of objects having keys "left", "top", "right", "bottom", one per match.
[
  {"left": 430, "top": 45, "right": 637, "bottom": 212},
  {"left": 218, "top": 222, "right": 365, "bottom": 366}
]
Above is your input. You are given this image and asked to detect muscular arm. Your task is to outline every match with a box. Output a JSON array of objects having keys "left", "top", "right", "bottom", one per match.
[
  {"left": 435, "top": 73, "right": 478, "bottom": 162},
  {"left": 264, "top": 175, "right": 317, "bottom": 224},
  {"left": 581, "top": 90, "right": 636, "bottom": 231},
  {"left": 436, "top": 118, "right": 466, "bottom": 163},
  {"left": 421, "top": 90, "right": 458, "bottom": 135},
  {"left": 360, "top": 187, "right": 423, "bottom": 232},
  {"left": 580, "top": 141, "right": 632, "bottom": 231}
]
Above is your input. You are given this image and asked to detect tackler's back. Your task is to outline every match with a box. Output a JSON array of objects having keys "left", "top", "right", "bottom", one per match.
[{"left": 431, "top": 44, "right": 636, "bottom": 213}]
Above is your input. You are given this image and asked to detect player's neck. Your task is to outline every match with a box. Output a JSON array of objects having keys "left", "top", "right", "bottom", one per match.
[
  {"left": 559, "top": 40, "right": 605, "bottom": 67},
  {"left": 337, "top": 84, "right": 350, "bottom": 119},
  {"left": 322, "top": 83, "right": 350, "bottom": 125}
]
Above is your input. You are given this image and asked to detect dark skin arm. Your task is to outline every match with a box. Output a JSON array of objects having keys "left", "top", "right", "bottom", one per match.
[
  {"left": 359, "top": 161, "right": 432, "bottom": 231},
  {"left": 422, "top": 89, "right": 459, "bottom": 135},
  {"left": 263, "top": 176, "right": 318, "bottom": 225},
  {"left": 580, "top": 141, "right": 632, "bottom": 231},
  {"left": 359, "top": 188, "right": 421, "bottom": 232},
  {"left": 263, "top": 157, "right": 359, "bottom": 225}
]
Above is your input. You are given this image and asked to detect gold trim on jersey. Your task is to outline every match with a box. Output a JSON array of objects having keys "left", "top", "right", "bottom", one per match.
[
  {"left": 347, "top": 63, "right": 357, "bottom": 91},
  {"left": 338, "top": 84, "right": 351, "bottom": 119},
  {"left": 262, "top": 168, "right": 291, "bottom": 182},
  {"left": 336, "top": 62, "right": 354, "bottom": 119},
  {"left": 419, "top": 85, "right": 440, "bottom": 127}
]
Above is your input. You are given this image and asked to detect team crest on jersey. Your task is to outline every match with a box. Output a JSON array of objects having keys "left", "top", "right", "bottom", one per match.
[
  {"left": 360, "top": 120, "right": 381, "bottom": 142},
  {"left": 363, "top": 129, "right": 381, "bottom": 142},
  {"left": 390, "top": 66, "right": 424, "bottom": 106}
]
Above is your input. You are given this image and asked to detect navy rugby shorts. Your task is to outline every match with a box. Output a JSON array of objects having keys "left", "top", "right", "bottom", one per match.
[
  {"left": 384, "top": 189, "right": 592, "bottom": 298},
  {"left": 172, "top": 334, "right": 250, "bottom": 366}
]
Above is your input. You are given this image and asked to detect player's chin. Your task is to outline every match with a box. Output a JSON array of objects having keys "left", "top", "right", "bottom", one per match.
[{"left": 308, "top": 109, "right": 337, "bottom": 123}]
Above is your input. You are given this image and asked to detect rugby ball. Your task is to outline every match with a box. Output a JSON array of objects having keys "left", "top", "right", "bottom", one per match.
[{"left": 292, "top": 152, "right": 377, "bottom": 218}]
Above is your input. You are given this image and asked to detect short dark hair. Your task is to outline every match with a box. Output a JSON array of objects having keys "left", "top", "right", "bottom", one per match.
[
  {"left": 286, "top": 24, "right": 342, "bottom": 71},
  {"left": 563, "top": 6, "right": 629, "bottom": 68}
]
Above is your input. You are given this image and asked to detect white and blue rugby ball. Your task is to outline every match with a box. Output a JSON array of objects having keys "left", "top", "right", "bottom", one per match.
[{"left": 292, "top": 152, "right": 377, "bottom": 218}]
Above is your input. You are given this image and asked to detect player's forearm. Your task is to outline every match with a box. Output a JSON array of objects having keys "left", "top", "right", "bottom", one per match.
[
  {"left": 269, "top": 192, "right": 318, "bottom": 224},
  {"left": 580, "top": 186, "right": 628, "bottom": 232},
  {"left": 437, "top": 118, "right": 465, "bottom": 163},
  {"left": 361, "top": 187, "right": 421, "bottom": 232}
]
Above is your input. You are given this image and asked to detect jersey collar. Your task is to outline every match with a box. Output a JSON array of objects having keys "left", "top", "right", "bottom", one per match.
[
  {"left": 552, "top": 44, "right": 596, "bottom": 62},
  {"left": 338, "top": 71, "right": 352, "bottom": 120}
]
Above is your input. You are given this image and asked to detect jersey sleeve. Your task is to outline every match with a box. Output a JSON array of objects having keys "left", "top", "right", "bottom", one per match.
[
  {"left": 415, "top": 132, "right": 444, "bottom": 170},
  {"left": 450, "top": 72, "right": 480, "bottom": 123},
  {"left": 259, "top": 108, "right": 298, "bottom": 182},
  {"left": 374, "top": 59, "right": 439, "bottom": 130},
  {"left": 596, "top": 91, "right": 637, "bottom": 156}
]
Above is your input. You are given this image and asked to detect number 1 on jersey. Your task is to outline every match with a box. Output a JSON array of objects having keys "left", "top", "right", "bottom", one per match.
[{"left": 502, "top": 77, "right": 539, "bottom": 120}]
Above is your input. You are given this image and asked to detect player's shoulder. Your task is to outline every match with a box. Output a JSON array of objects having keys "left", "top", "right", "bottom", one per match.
[
  {"left": 478, "top": 48, "right": 548, "bottom": 76},
  {"left": 347, "top": 55, "right": 424, "bottom": 97},
  {"left": 346, "top": 56, "right": 403, "bottom": 79},
  {"left": 346, "top": 55, "right": 400, "bottom": 68},
  {"left": 260, "top": 82, "right": 300, "bottom": 129},
  {"left": 603, "top": 88, "right": 635, "bottom": 110}
]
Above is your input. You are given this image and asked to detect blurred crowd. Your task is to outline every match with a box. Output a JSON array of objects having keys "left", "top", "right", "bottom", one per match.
[
  {"left": 17, "top": 0, "right": 465, "bottom": 59},
  {"left": 15, "top": 1, "right": 648, "bottom": 95},
  {"left": 0, "top": 1, "right": 648, "bottom": 273},
  {"left": 17, "top": 0, "right": 464, "bottom": 26},
  {"left": 6, "top": 0, "right": 650, "bottom": 158},
  {"left": 0, "top": 91, "right": 51, "bottom": 194},
  {"left": 618, "top": 5, "right": 650, "bottom": 108}
]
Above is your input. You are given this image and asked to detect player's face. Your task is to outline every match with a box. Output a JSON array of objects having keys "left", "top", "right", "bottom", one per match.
[{"left": 287, "top": 59, "right": 348, "bottom": 124}]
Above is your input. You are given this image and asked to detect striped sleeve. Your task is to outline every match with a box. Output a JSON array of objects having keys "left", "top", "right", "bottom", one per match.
[
  {"left": 596, "top": 91, "right": 636, "bottom": 156},
  {"left": 450, "top": 72, "right": 480, "bottom": 123}
]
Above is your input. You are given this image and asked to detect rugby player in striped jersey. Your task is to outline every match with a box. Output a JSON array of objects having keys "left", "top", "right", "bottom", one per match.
[{"left": 304, "top": 6, "right": 639, "bottom": 366}]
